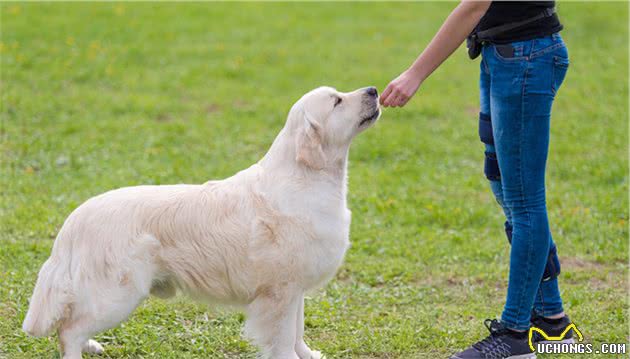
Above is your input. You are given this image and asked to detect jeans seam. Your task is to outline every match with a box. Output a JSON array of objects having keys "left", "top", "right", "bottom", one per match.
[
  {"left": 482, "top": 55, "right": 490, "bottom": 74},
  {"left": 551, "top": 59, "right": 557, "bottom": 96},
  {"left": 512, "top": 63, "right": 532, "bottom": 329},
  {"left": 537, "top": 287, "right": 546, "bottom": 315},
  {"left": 530, "top": 42, "right": 563, "bottom": 59},
  {"left": 551, "top": 56, "right": 569, "bottom": 96}
]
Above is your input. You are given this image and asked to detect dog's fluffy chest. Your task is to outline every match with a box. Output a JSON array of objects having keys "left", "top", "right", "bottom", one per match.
[
  {"left": 286, "top": 198, "right": 352, "bottom": 290},
  {"left": 250, "top": 172, "right": 352, "bottom": 288},
  {"left": 305, "top": 207, "right": 351, "bottom": 288}
]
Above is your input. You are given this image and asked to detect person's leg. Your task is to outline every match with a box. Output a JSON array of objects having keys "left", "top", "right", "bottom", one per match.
[
  {"left": 479, "top": 43, "right": 563, "bottom": 322},
  {"left": 479, "top": 47, "right": 514, "bottom": 232},
  {"left": 529, "top": 35, "right": 570, "bottom": 321},
  {"left": 450, "top": 37, "right": 571, "bottom": 359},
  {"left": 504, "top": 218, "right": 564, "bottom": 318},
  {"left": 533, "top": 241, "right": 564, "bottom": 318},
  {"left": 490, "top": 38, "right": 569, "bottom": 331}
]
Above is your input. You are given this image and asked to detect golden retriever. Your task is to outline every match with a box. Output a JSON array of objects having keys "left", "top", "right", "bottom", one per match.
[{"left": 23, "top": 86, "right": 381, "bottom": 359}]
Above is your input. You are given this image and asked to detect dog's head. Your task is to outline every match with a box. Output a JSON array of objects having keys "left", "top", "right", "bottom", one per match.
[{"left": 288, "top": 86, "right": 380, "bottom": 170}]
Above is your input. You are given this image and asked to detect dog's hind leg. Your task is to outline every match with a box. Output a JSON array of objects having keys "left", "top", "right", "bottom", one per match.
[
  {"left": 58, "top": 284, "right": 147, "bottom": 358},
  {"left": 295, "top": 295, "right": 322, "bottom": 359},
  {"left": 245, "top": 284, "right": 302, "bottom": 359},
  {"left": 58, "top": 247, "right": 157, "bottom": 358}
]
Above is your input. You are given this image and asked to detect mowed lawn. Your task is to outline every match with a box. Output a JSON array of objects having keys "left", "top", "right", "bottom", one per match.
[{"left": 1, "top": 3, "right": 627, "bottom": 358}]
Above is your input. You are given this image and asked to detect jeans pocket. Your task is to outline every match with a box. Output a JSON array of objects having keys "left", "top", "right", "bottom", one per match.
[
  {"left": 552, "top": 55, "right": 569, "bottom": 95},
  {"left": 496, "top": 44, "right": 516, "bottom": 58},
  {"left": 493, "top": 43, "right": 528, "bottom": 62}
]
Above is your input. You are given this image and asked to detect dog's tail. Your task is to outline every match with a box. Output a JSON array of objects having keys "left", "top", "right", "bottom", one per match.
[{"left": 22, "top": 256, "right": 73, "bottom": 337}]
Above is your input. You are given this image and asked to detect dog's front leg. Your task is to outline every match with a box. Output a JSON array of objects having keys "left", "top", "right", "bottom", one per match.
[
  {"left": 295, "top": 295, "right": 323, "bottom": 359},
  {"left": 245, "top": 284, "right": 302, "bottom": 359}
]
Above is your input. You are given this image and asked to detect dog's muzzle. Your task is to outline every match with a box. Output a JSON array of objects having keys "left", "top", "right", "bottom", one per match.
[
  {"left": 359, "top": 107, "right": 380, "bottom": 127},
  {"left": 359, "top": 86, "right": 381, "bottom": 127}
]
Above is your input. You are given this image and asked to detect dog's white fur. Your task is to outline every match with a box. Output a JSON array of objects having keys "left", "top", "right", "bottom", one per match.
[{"left": 23, "top": 86, "right": 381, "bottom": 359}]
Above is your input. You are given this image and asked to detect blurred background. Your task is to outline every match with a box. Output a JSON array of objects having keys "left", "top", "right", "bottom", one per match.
[{"left": 1, "top": 2, "right": 627, "bottom": 358}]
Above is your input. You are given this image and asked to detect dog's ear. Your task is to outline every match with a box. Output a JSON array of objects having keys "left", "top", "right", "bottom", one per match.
[{"left": 295, "top": 111, "right": 325, "bottom": 170}]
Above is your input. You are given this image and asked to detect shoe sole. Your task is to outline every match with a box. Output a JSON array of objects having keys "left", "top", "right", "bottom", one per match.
[
  {"left": 505, "top": 354, "right": 537, "bottom": 359},
  {"left": 450, "top": 354, "right": 536, "bottom": 359}
]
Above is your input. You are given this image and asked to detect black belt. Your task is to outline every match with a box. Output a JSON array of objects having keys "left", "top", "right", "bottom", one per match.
[{"left": 467, "top": 8, "right": 557, "bottom": 59}]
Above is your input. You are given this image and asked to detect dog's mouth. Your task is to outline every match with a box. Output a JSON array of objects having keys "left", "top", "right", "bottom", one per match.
[{"left": 359, "top": 107, "right": 381, "bottom": 127}]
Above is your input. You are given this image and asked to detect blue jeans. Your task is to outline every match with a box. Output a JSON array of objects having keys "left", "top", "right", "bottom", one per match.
[{"left": 479, "top": 33, "right": 569, "bottom": 331}]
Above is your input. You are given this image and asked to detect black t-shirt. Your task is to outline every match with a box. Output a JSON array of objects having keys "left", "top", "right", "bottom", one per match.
[{"left": 476, "top": 1, "right": 563, "bottom": 44}]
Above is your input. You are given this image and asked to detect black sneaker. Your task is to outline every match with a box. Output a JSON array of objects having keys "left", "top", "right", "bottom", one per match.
[
  {"left": 530, "top": 312, "right": 574, "bottom": 344},
  {"left": 450, "top": 319, "right": 536, "bottom": 359}
]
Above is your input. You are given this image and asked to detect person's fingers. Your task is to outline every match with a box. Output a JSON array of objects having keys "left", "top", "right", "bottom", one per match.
[
  {"left": 389, "top": 85, "right": 405, "bottom": 107},
  {"left": 384, "top": 77, "right": 419, "bottom": 107},
  {"left": 380, "top": 94, "right": 390, "bottom": 106},
  {"left": 380, "top": 85, "right": 393, "bottom": 105},
  {"left": 387, "top": 91, "right": 402, "bottom": 107},
  {"left": 382, "top": 85, "right": 397, "bottom": 106},
  {"left": 386, "top": 94, "right": 398, "bottom": 107},
  {"left": 392, "top": 92, "right": 406, "bottom": 107},
  {"left": 382, "top": 89, "right": 396, "bottom": 107}
]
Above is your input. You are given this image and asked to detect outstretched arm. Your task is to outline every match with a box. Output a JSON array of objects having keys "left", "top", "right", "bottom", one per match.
[{"left": 380, "top": 0, "right": 491, "bottom": 107}]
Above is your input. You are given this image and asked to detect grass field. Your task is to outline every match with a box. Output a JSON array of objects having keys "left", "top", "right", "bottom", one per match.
[{"left": 1, "top": 2, "right": 628, "bottom": 358}]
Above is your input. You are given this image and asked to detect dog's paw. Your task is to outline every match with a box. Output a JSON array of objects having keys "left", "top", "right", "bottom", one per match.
[
  {"left": 296, "top": 342, "right": 323, "bottom": 359},
  {"left": 82, "top": 339, "right": 104, "bottom": 354},
  {"left": 298, "top": 351, "right": 323, "bottom": 359}
]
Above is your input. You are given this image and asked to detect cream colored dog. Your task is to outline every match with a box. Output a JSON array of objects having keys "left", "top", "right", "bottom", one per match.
[{"left": 22, "top": 86, "right": 381, "bottom": 359}]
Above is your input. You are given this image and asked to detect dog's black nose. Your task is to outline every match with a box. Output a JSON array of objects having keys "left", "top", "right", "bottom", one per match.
[{"left": 366, "top": 87, "right": 378, "bottom": 97}]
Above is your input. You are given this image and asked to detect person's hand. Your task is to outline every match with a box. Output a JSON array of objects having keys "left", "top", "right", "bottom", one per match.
[{"left": 380, "top": 68, "right": 423, "bottom": 107}]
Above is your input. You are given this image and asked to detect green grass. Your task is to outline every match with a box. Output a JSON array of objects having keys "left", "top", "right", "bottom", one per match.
[{"left": 1, "top": 2, "right": 628, "bottom": 358}]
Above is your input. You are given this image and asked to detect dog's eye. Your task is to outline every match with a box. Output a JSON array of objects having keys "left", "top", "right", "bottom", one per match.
[{"left": 333, "top": 96, "right": 342, "bottom": 107}]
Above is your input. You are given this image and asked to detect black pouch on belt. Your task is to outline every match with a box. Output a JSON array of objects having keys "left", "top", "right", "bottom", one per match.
[{"left": 466, "top": 33, "right": 482, "bottom": 60}]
